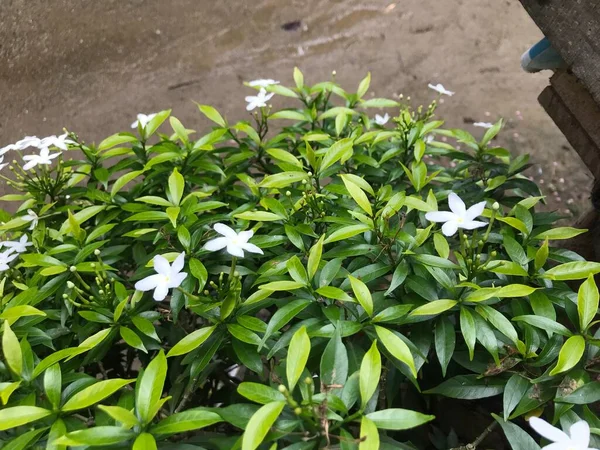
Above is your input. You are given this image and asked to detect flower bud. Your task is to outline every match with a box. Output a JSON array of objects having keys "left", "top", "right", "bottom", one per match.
[
  {"left": 94, "top": 249, "right": 101, "bottom": 256},
  {"left": 307, "top": 171, "right": 312, "bottom": 176},
  {"left": 90, "top": 263, "right": 96, "bottom": 268},
  {"left": 285, "top": 191, "right": 291, "bottom": 196},
  {"left": 62, "top": 293, "right": 68, "bottom": 299},
  {"left": 278, "top": 385, "right": 287, "bottom": 394},
  {"left": 294, "top": 407, "right": 302, "bottom": 415},
  {"left": 67, "top": 281, "right": 75, "bottom": 289},
  {"left": 69, "top": 266, "right": 77, "bottom": 272},
  {"left": 491, "top": 251, "right": 497, "bottom": 257},
  {"left": 492, "top": 202, "right": 500, "bottom": 210},
  {"left": 301, "top": 179, "right": 307, "bottom": 185},
  {"left": 304, "top": 377, "right": 313, "bottom": 385},
  {"left": 98, "top": 290, "right": 104, "bottom": 295},
  {"left": 203, "top": 290, "right": 210, "bottom": 295},
  {"left": 234, "top": 271, "right": 240, "bottom": 278}
]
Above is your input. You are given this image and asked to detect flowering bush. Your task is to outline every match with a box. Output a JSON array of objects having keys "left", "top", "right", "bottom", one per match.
[{"left": 1, "top": 69, "right": 599, "bottom": 450}]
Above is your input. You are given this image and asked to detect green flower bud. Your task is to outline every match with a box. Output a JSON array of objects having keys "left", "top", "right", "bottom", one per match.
[
  {"left": 285, "top": 191, "right": 291, "bottom": 196},
  {"left": 94, "top": 249, "right": 101, "bottom": 256},
  {"left": 69, "top": 266, "right": 77, "bottom": 272},
  {"left": 62, "top": 293, "right": 68, "bottom": 299},
  {"left": 278, "top": 385, "right": 287, "bottom": 394},
  {"left": 491, "top": 251, "right": 497, "bottom": 257},
  {"left": 234, "top": 271, "right": 240, "bottom": 278},
  {"left": 203, "top": 290, "right": 210, "bottom": 295},
  {"left": 90, "top": 263, "right": 96, "bottom": 268},
  {"left": 98, "top": 290, "right": 104, "bottom": 295},
  {"left": 294, "top": 407, "right": 302, "bottom": 415},
  {"left": 307, "top": 171, "right": 313, "bottom": 177},
  {"left": 67, "top": 281, "right": 75, "bottom": 289},
  {"left": 492, "top": 202, "right": 500, "bottom": 210},
  {"left": 304, "top": 377, "right": 313, "bottom": 385}
]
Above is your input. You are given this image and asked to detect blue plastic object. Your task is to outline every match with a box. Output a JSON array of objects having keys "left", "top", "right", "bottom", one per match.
[{"left": 521, "top": 37, "right": 568, "bottom": 73}]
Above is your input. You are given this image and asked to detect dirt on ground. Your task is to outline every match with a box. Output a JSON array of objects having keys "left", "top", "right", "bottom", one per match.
[{"left": 0, "top": 0, "right": 592, "bottom": 215}]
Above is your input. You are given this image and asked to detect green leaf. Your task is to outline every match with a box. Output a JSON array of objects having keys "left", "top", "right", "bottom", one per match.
[
  {"left": 549, "top": 335, "right": 586, "bottom": 376},
  {"left": 534, "top": 238, "right": 549, "bottom": 271},
  {"left": 359, "top": 340, "right": 381, "bottom": 408},
  {"left": 260, "top": 171, "right": 308, "bottom": 188},
  {"left": 53, "top": 427, "right": 134, "bottom": 447},
  {"left": 410, "top": 299, "right": 457, "bottom": 317},
  {"left": 62, "top": 378, "right": 133, "bottom": 412},
  {"left": 0, "top": 406, "right": 52, "bottom": 431},
  {"left": 133, "top": 433, "right": 157, "bottom": 450},
  {"left": 324, "top": 224, "right": 371, "bottom": 244},
  {"left": 167, "top": 168, "right": 185, "bottom": 205},
  {"left": 293, "top": 66, "right": 304, "bottom": 88},
  {"left": 544, "top": 261, "right": 600, "bottom": 280},
  {"left": 189, "top": 257, "right": 208, "bottom": 291},
  {"left": 578, "top": 274, "right": 599, "bottom": 332},
  {"left": 357, "top": 72, "right": 371, "bottom": 98},
  {"left": 46, "top": 418, "right": 66, "bottom": 450},
  {"left": 2, "top": 322, "right": 22, "bottom": 376},
  {"left": 151, "top": 409, "right": 223, "bottom": 435},
  {"left": 234, "top": 211, "right": 284, "bottom": 222},
  {"left": 144, "top": 110, "right": 171, "bottom": 137},
  {"left": 0, "top": 381, "right": 21, "bottom": 405},
  {"left": 169, "top": 116, "right": 189, "bottom": 144},
  {"left": 316, "top": 286, "right": 354, "bottom": 302},
  {"left": 385, "top": 260, "right": 409, "bottom": 296},
  {"left": 433, "top": 233, "right": 450, "bottom": 259},
  {"left": 259, "top": 280, "right": 306, "bottom": 291},
  {"left": 497, "top": 217, "right": 529, "bottom": 235},
  {"left": 58, "top": 205, "right": 106, "bottom": 235},
  {"left": 268, "top": 110, "right": 309, "bottom": 121},
  {"left": 32, "top": 347, "right": 89, "bottom": 379},
  {"left": 485, "top": 260, "right": 529, "bottom": 277},
  {"left": 411, "top": 254, "right": 459, "bottom": 269},
  {"left": 3, "top": 426, "right": 48, "bottom": 450},
  {"left": 97, "top": 405, "right": 139, "bottom": 427},
  {"left": 98, "top": 133, "right": 138, "bottom": 151},
  {"left": 341, "top": 175, "right": 372, "bottom": 216},
  {"left": 558, "top": 382, "right": 600, "bottom": 404},
  {"left": 320, "top": 138, "right": 354, "bottom": 172},
  {"left": 349, "top": 275, "right": 373, "bottom": 316},
  {"left": 307, "top": 235, "right": 325, "bottom": 280},
  {"left": 533, "top": 227, "right": 587, "bottom": 240},
  {"left": 260, "top": 300, "right": 311, "bottom": 349},
  {"left": 286, "top": 256, "right": 309, "bottom": 285},
  {"left": 460, "top": 308, "right": 477, "bottom": 360},
  {"left": 241, "top": 401, "right": 286, "bottom": 450},
  {"left": 44, "top": 364, "right": 62, "bottom": 409},
  {"left": 120, "top": 327, "right": 147, "bottom": 353},
  {"left": 287, "top": 326, "right": 310, "bottom": 391},
  {"left": 197, "top": 104, "right": 226, "bottom": 127},
  {"left": 167, "top": 325, "right": 216, "bottom": 357},
  {"left": 512, "top": 315, "right": 572, "bottom": 337},
  {"left": 265, "top": 149, "right": 303, "bottom": 167},
  {"left": 359, "top": 416, "right": 379, "bottom": 450},
  {"left": 78, "top": 328, "right": 112, "bottom": 349},
  {"left": 492, "top": 414, "right": 541, "bottom": 450},
  {"left": 132, "top": 316, "right": 160, "bottom": 341},
  {"left": 503, "top": 374, "right": 530, "bottom": 420},
  {"left": 360, "top": 98, "right": 400, "bottom": 108},
  {"left": 435, "top": 316, "right": 455, "bottom": 377},
  {"left": 374, "top": 325, "right": 417, "bottom": 378},
  {"left": 476, "top": 304, "right": 519, "bottom": 345},
  {"left": 320, "top": 328, "right": 348, "bottom": 396},
  {"left": 366, "top": 408, "right": 435, "bottom": 430},
  {"left": 136, "top": 351, "right": 167, "bottom": 424},
  {"left": 238, "top": 382, "right": 286, "bottom": 404},
  {"left": 425, "top": 375, "right": 505, "bottom": 399},
  {"left": 111, "top": 170, "right": 145, "bottom": 197}
]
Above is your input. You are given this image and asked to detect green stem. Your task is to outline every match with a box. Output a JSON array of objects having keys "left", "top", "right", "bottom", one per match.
[{"left": 229, "top": 257, "right": 238, "bottom": 288}]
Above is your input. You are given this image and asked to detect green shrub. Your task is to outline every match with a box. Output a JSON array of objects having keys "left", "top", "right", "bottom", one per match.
[{"left": 0, "top": 69, "right": 599, "bottom": 449}]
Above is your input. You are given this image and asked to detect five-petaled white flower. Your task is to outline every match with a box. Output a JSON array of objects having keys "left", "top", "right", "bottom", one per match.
[
  {"left": 40, "top": 133, "right": 75, "bottom": 150},
  {"left": 131, "top": 113, "right": 157, "bottom": 129},
  {"left": 22, "top": 147, "right": 61, "bottom": 170},
  {"left": 530, "top": 417, "right": 598, "bottom": 450},
  {"left": 425, "top": 192, "right": 487, "bottom": 237},
  {"left": 428, "top": 83, "right": 455, "bottom": 96},
  {"left": 15, "top": 136, "right": 42, "bottom": 150},
  {"left": 374, "top": 113, "right": 390, "bottom": 125},
  {"left": 248, "top": 79, "right": 280, "bottom": 88},
  {"left": 0, "top": 155, "right": 7, "bottom": 171},
  {"left": 203, "top": 223, "right": 264, "bottom": 258},
  {"left": 22, "top": 209, "right": 39, "bottom": 230},
  {"left": 3, "top": 235, "right": 33, "bottom": 254},
  {"left": 473, "top": 122, "right": 493, "bottom": 129},
  {"left": 245, "top": 88, "right": 274, "bottom": 111},
  {"left": 0, "top": 250, "right": 18, "bottom": 272},
  {"left": 0, "top": 144, "right": 16, "bottom": 155},
  {"left": 135, "top": 252, "right": 188, "bottom": 301}
]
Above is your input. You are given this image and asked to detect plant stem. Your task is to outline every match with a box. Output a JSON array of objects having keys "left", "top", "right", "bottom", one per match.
[{"left": 449, "top": 421, "right": 498, "bottom": 450}]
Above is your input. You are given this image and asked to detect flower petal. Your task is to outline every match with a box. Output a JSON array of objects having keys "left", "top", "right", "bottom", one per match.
[
  {"left": 168, "top": 272, "right": 188, "bottom": 288},
  {"left": 171, "top": 252, "right": 185, "bottom": 273},
  {"left": 153, "top": 255, "right": 171, "bottom": 276},
  {"left": 569, "top": 420, "right": 590, "bottom": 448},
  {"left": 227, "top": 243, "right": 245, "bottom": 258},
  {"left": 214, "top": 223, "right": 237, "bottom": 239},
  {"left": 22, "top": 160, "right": 37, "bottom": 170},
  {"left": 459, "top": 220, "right": 488, "bottom": 230},
  {"left": 441, "top": 220, "right": 459, "bottom": 237},
  {"left": 135, "top": 274, "right": 162, "bottom": 292},
  {"left": 448, "top": 193, "right": 466, "bottom": 216},
  {"left": 237, "top": 230, "right": 254, "bottom": 243},
  {"left": 203, "top": 237, "right": 228, "bottom": 252},
  {"left": 465, "top": 201, "right": 487, "bottom": 221},
  {"left": 241, "top": 242, "right": 264, "bottom": 255},
  {"left": 153, "top": 283, "right": 169, "bottom": 301},
  {"left": 529, "top": 417, "right": 569, "bottom": 443},
  {"left": 425, "top": 211, "right": 456, "bottom": 223}
]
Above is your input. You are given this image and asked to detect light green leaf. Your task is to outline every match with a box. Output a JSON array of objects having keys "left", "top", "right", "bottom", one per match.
[
  {"left": 374, "top": 326, "right": 417, "bottom": 378},
  {"left": 307, "top": 235, "right": 325, "bottom": 280},
  {"left": 53, "top": 427, "right": 134, "bottom": 447},
  {"left": 97, "top": 405, "right": 139, "bottom": 427},
  {"left": 341, "top": 175, "right": 372, "bottom": 216},
  {"left": 324, "top": 224, "right": 371, "bottom": 244},
  {"left": 265, "top": 149, "right": 303, "bottom": 167},
  {"left": 359, "top": 340, "right": 381, "bottom": 408},
  {"left": 460, "top": 308, "right": 477, "bottom": 360},
  {"left": 241, "top": 401, "right": 286, "bottom": 450},
  {"left": 0, "top": 406, "right": 52, "bottom": 431},
  {"left": 357, "top": 72, "right": 371, "bottom": 98},
  {"left": 366, "top": 408, "right": 435, "bottom": 430},
  {"left": 167, "top": 326, "right": 216, "bottom": 357},
  {"left": 359, "top": 415, "right": 379, "bottom": 450},
  {"left": 44, "top": 364, "right": 62, "bottom": 409},
  {"left": 133, "top": 433, "right": 157, "bottom": 450},
  {"left": 286, "top": 256, "right": 308, "bottom": 285},
  {"left": 260, "top": 171, "right": 308, "bottom": 188},
  {"left": 62, "top": 378, "right": 133, "bottom": 412},
  {"left": 549, "top": 335, "right": 586, "bottom": 376},
  {"left": 433, "top": 233, "right": 450, "bottom": 259},
  {"left": 2, "top": 322, "right": 22, "bottom": 376},
  {"left": 238, "top": 382, "right": 286, "bottom": 404},
  {"left": 136, "top": 351, "right": 167, "bottom": 424},
  {"left": 111, "top": 170, "right": 145, "bottom": 197},
  {"left": 578, "top": 274, "right": 599, "bottom": 331},
  {"left": 320, "top": 138, "right": 354, "bottom": 172},
  {"left": 98, "top": 133, "right": 138, "bottom": 151},
  {"left": 59, "top": 205, "right": 106, "bottom": 235},
  {"left": 349, "top": 275, "right": 373, "bottom": 317},
  {"left": 259, "top": 280, "right": 306, "bottom": 291},
  {"left": 512, "top": 315, "right": 572, "bottom": 337},
  {"left": 234, "top": 211, "right": 284, "bottom": 222},
  {"left": 151, "top": 410, "right": 223, "bottom": 435},
  {"left": 197, "top": 104, "right": 226, "bottom": 127},
  {"left": 287, "top": 326, "right": 310, "bottom": 391},
  {"left": 0, "top": 305, "right": 46, "bottom": 325},
  {"left": 78, "top": 328, "right": 112, "bottom": 349},
  {"left": 316, "top": 286, "right": 354, "bottom": 302},
  {"left": 410, "top": 300, "right": 457, "bottom": 317},
  {"left": 533, "top": 227, "right": 587, "bottom": 240},
  {"left": 544, "top": 261, "right": 600, "bottom": 280},
  {"left": 169, "top": 116, "right": 189, "bottom": 144},
  {"left": 120, "top": 327, "right": 147, "bottom": 353}
]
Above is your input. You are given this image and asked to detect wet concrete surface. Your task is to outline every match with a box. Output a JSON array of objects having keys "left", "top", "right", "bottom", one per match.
[{"left": 0, "top": 0, "right": 592, "bottom": 213}]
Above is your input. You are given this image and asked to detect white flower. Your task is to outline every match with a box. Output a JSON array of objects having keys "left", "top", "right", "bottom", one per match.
[
  {"left": 425, "top": 192, "right": 487, "bottom": 237},
  {"left": 131, "top": 113, "right": 157, "bottom": 129},
  {"left": 22, "top": 209, "right": 39, "bottom": 230},
  {"left": 0, "top": 155, "right": 7, "bottom": 171},
  {"left": 374, "top": 113, "right": 390, "bottom": 125},
  {"left": 473, "top": 122, "right": 494, "bottom": 129},
  {"left": 22, "top": 147, "right": 61, "bottom": 171},
  {"left": 40, "top": 133, "right": 74, "bottom": 150},
  {"left": 248, "top": 79, "right": 280, "bottom": 88},
  {"left": 134, "top": 252, "right": 188, "bottom": 301},
  {"left": 428, "top": 83, "right": 455, "bottom": 96},
  {"left": 424, "top": 135, "right": 434, "bottom": 143},
  {"left": 0, "top": 250, "right": 18, "bottom": 272},
  {"left": 15, "top": 136, "right": 42, "bottom": 150},
  {"left": 3, "top": 235, "right": 33, "bottom": 254},
  {"left": 203, "top": 223, "right": 264, "bottom": 258},
  {"left": 0, "top": 144, "right": 17, "bottom": 155},
  {"left": 529, "top": 417, "right": 598, "bottom": 450},
  {"left": 245, "top": 88, "right": 275, "bottom": 111}
]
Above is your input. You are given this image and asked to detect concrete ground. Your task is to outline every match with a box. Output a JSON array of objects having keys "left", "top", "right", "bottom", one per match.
[{"left": 0, "top": 0, "right": 591, "bottom": 213}]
